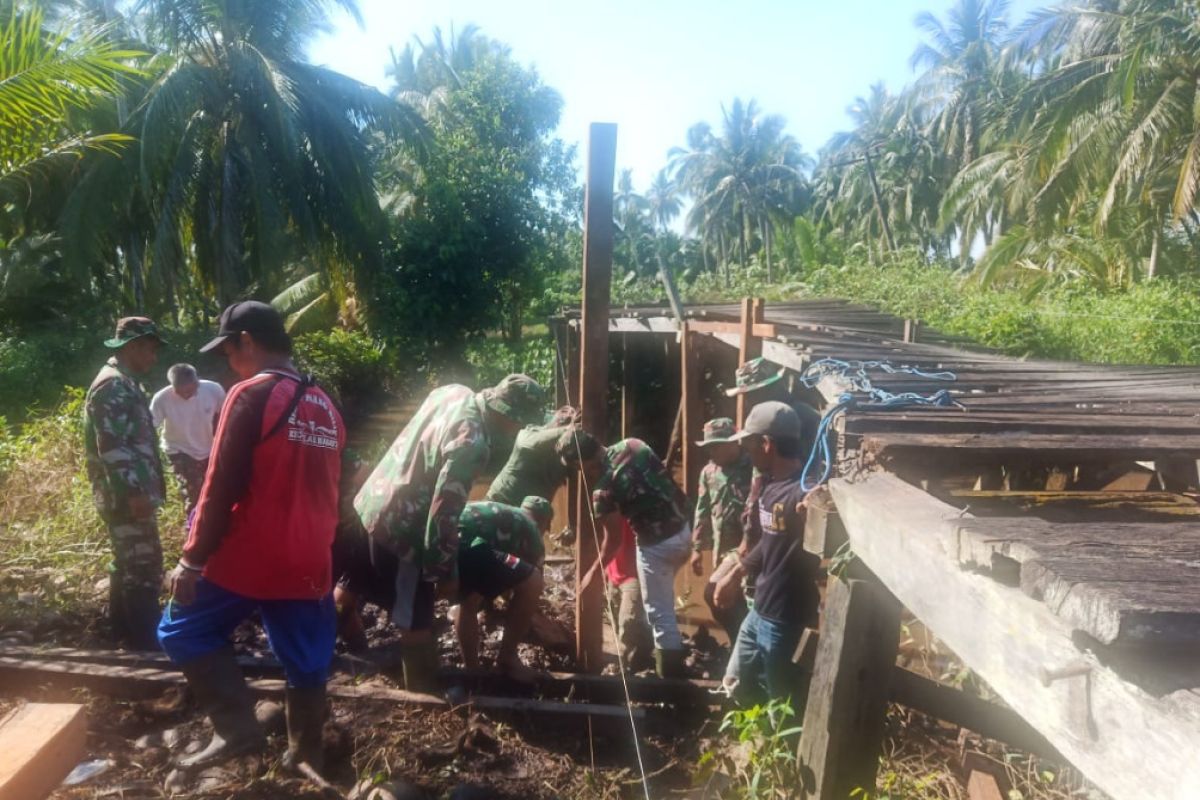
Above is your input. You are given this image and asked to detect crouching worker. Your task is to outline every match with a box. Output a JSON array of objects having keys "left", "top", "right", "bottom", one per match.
[
  {"left": 561, "top": 431, "right": 692, "bottom": 678},
  {"left": 454, "top": 496, "right": 550, "bottom": 682},
  {"left": 157, "top": 302, "right": 345, "bottom": 772},
  {"left": 713, "top": 402, "right": 821, "bottom": 707}
]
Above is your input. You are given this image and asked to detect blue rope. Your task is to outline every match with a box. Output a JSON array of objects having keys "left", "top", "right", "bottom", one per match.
[{"left": 798, "top": 359, "right": 961, "bottom": 491}]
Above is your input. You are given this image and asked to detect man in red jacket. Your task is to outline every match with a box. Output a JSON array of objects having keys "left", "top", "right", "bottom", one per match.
[{"left": 157, "top": 302, "right": 344, "bottom": 773}]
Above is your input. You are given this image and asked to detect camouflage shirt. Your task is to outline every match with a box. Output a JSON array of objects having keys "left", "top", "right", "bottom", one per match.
[
  {"left": 354, "top": 385, "right": 491, "bottom": 582},
  {"left": 459, "top": 501, "right": 545, "bottom": 566},
  {"left": 485, "top": 425, "right": 569, "bottom": 506},
  {"left": 592, "top": 438, "right": 688, "bottom": 546},
  {"left": 83, "top": 358, "right": 166, "bottom": 522},
  {"left": 692, "top": 453, "right": 753, "bottom": 557}
]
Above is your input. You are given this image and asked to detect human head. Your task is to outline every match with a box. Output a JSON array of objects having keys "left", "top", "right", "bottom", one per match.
[
  {"left": 731, "top": 401, "right": 807, "bottom": 473},
  {"left": 521, "top": 496, "right": 553, "bottom": 535},
  {"left": 200, "top": 301, "right": 291, "bottom": 380},
  {"left": 482, "top": 374, "right": 546, "bottom": 439},
  {"left": 168, "top": 363, "right": 199, "bottom": 399},
  {"left": 105, "top": 316, "right": 165, "bottom": 376},
  {"left": 556, "top": 427, "right": 605, "bottom": 484},
  {"left": 696, "top": 417, "right": 742, "bottom": 467}
]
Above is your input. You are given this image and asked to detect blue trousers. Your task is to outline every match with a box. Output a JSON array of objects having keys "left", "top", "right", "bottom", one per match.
[
  {"left": 730, "top": 608, "right": 803, "bottom": 706},
  {"left": 158, "top": 578, "right": 336, "bottom": 688}
]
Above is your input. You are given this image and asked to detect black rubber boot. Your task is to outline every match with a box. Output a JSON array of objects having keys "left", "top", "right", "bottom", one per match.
[
  {"left": 654, "top": 648, "right": 686, "bottom": 679},
  {"left": 178, "top": 647, "right": 264, "bottom": 768},
  {"left": 122, "top": 584, "right": 163, "bottom": 651},
  {"left": 281, "top": 685, "right": 327, "bottom": 771},
  {"left": 108, "top": 575, "right": 128, "bottom": 645},
  {"left": 401, "top": 641, "right": 441, "bottom": 694}
]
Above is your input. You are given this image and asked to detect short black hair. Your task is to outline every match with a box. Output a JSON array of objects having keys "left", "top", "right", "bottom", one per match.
[
  {"left": 556, "top": 427, "right": 603, "bottom": 465},
  {"left": 229, "top": 328, "right": 292, "bottom": 355},
  {"left": 767, "top": 435, "right": 805, "bottom": 459}
]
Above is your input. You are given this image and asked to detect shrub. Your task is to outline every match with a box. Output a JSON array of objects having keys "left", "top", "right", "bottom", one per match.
[
  {"left": 293, "top": 328, "right": 395, "bottom": 421},
  {"left": 464, "top": 335, "right": 555, "bottom": 392}
]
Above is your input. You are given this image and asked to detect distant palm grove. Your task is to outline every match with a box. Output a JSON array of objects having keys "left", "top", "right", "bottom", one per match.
[{"left": 3, "top": 0, "right": 1200, "bottom": 388}]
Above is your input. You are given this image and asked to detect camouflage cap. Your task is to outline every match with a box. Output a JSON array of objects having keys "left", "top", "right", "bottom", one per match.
[
  {"left": 695, "top": 417, "right": 737, "bottom": 447},
  {"left": 483, "top": 374, "right": 546, "bottom": 425},
  {"left": 521, "top": 496, "right": 554, "bottom": 526},
  {"left": 724, "top": 357, "right": 784, "bottom": 397},
  {"left": 104, "top": 316, "right": 166, "bottom": 349}
]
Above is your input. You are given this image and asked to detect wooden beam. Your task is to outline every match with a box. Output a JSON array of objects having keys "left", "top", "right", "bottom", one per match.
[
  {"left": 829, "top": 474, "right": 1200, "bottom": 800},
  {"left": 797, "top": 577, "right": 901, "bottom": 800},
  {"left": 735, "top": 297, "right": 765, "bottom": 426},
  {"left": 684, "top": 319, "right": 778, "bottom": 339},
  {"left": 620, "top": 333, "right": 633, "bottom": 439},
  {"left": 0, "top": 703, "right": 87, "bottom": 800},
  {"left": 681, "top": 322, "right": 704, "bottom": 495},
  {"left": 575, "top": 122, "right": 617, "bottom": 673}
]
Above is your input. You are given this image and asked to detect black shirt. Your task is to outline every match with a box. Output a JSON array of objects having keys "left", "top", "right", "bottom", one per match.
[{"left": 742, "top": 469, "right": 821, "bottom": 625}]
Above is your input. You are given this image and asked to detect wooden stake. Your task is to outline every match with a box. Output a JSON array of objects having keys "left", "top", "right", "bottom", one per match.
[
  {"left": 798, "top": 577, "right": 901, "bottom": 800},
  {"left": 575, "top": 122, "right": 617, "bottom": 672},
  {"left": 681, "top": 322, "right": 703, "bottom": 495},
  {"left": 735, "top": 297, "right": 765, "bottom": 427}
]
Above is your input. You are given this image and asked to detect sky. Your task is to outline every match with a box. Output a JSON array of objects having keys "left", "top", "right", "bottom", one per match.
[{"left": 309, "top": 0, "right": 1047, "bottom": 192}]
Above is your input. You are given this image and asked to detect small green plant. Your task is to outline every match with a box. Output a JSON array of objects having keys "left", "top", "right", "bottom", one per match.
[{"left": 696, "top": 697, "right": 803, "bottom": 798}]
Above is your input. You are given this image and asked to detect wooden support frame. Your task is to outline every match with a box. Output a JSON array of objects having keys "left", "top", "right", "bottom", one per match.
[
  {"left": 681, "top": 322, "right": 703, "bottom": 494},
  {"left": 830, "top": 473, "right": 1200, "bottom": 800},
  {"left": 797, "top": 577, "right": 901, "bottom": 800},
  {"left": 735, "top": 297, "right": 766, "bottom": 426},
  {"left": 575, "top": 122, "right": 617, "bottom": 672}
]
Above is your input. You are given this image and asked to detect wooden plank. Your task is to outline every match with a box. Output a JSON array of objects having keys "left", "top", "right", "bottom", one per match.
[
  {"left": 735, "top": 297, "right": 764, "bottom": 426},
  {"left": 0, "top": 703, "right": 87, "bottom": 800},
  {"left": 952, "top": 517, "right": 1200, "bottom": 647},
  {"left": 797, "top": 577, "right": 901, "bottom": 800},
  {"left": 864, "top": 432, "right": 1200, "bottom": 461},
  {"left": 575, "top": 122, "right": 617, "bottom": 673},
  {"left": 681, "top": 322, "right": 704, "bottom": 496},
  {"left": 830, "top": 474, "right": 1200, "bottom": 800}
]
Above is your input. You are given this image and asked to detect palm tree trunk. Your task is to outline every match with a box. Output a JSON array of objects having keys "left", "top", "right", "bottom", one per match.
[
  {"left": 739, "top": 208, "right": 749, "bottom": 268},
  {"left": 762, "top": 217, "right": 774, "bottom": 282},
  {"left": 1148, "top": 221, "right": 1160, "bottom": 280},
  {"left": 863, "top": 150, "right": 895, "bottom": 256}
]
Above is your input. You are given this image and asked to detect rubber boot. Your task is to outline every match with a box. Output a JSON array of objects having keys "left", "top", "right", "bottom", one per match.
[
  {"left": 178, "top": 647, "right": 264, "bottom": 768},
  {"left": 122, "top": 584, "right": 163, "bottom": 651},
  {"left": 401, "top": 641, "right": 441, "bottom": 694},
  {"left": 654, "top": 648, "right": 686, "bottom": 679},
  {"left": 281, "top": 685, "right": 327, "bottom": 772},
  {"left": 108, "top": 575, "right": 128, "bottom": 645}
]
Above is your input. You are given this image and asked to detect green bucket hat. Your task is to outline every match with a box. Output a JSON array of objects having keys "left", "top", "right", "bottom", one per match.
[
  {"left": 724, "top": 357, "right": 784, "bottom": 397},
  {"left": 483, "top": 374, "right": 546, "bottom": 426},
  {"left": 104, "top": 316, "right": 166, "bottom": 349},
  {"left": 695, "top": 417, "right": 737, "bottom": 447},
  {"left": 521, "top": 496, "right": 554, "bottom": 526}
]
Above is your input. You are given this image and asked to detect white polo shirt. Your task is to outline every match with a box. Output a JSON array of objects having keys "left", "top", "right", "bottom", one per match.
[{"left": 150, "top": 379, "right": 226, "bottom": 460}]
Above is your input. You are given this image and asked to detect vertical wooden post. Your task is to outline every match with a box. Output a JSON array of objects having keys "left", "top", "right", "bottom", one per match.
[
  {"left": 735, "top": 297, "right": 765, "bottom": 427},
  {"left": 681, "top": 323, "right": 703, "bottom": 496},
  {"left": 902, "top": 319, "right": 920, "bottom": 344},
  {"left": 620, "top": 333, "right": 633, "bottom": 439},
  {"left": 575, "top": 122, "right": 617, "bottom": 672},
  {"left": 798, "top": 577, "right": 901, "bottom": 800}
]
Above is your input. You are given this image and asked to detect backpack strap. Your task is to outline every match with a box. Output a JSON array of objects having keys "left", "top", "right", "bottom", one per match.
[{"left": 261, "top": 371, "right": 316, "bottom": 442}]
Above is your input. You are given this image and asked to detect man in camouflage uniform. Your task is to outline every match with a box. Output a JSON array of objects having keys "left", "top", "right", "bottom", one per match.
[
  {"left": 350, "top": 374, "right": 545, "bottom": 689},
  {"left": 689, "top": 418, "right": 753, "bottom": 644},
  {"left": 485, "top": 404, "right": 578, "bottom": 506},
  {"left": 560, "top": 432, "right": 691, "bottom": 677},
  {"left": 455, "top": 496, "right": 550, "bottom": 681},
  {"left": 725, "top": 357, "right": 823, "bottom": 554},
  {"left": 84, "top": 317, "right": 167, "bottom": 649}
]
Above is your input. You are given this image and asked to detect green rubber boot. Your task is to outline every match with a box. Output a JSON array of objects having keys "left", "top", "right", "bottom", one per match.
[
  {"left": 178, "top": 647, "right": 264, "bottom": 768},
  {"left": 281, "top": 685, "right": 327, "bottom": 772}
]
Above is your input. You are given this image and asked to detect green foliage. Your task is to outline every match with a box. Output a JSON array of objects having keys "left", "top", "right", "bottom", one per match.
[
  {"left": 293, "top": 328, "right": 393, "bottom": 420},
  {"left": 696, "top": 697, "right": 803, "bottom": 798},
  {"left": 463, "top": 335, "right": 554, "bottom": 393}
]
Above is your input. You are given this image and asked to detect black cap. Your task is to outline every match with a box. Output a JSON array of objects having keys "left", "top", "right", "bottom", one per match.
[{"left": 199, "top": 301, "right": 287, "bottom": 353}]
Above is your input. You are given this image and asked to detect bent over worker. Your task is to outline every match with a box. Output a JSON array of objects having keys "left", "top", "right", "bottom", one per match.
[
  {"left": 84, "top": 316, "right": 167, "bottom": 650},
  {"left": 349, "top": 374, "right": 545, "bottom": 690},
  {"left": 561, "top": 432, "right": 691, "bottom": 678},
  {"left": 454, "top": 496, "right": 550, "bottom": 682},
  {"left": 157, "top": 302, "right": 344, "bottom": 772}
]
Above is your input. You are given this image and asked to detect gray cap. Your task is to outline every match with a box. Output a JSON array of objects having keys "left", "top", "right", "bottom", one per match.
[{"left": 729, "top": 401, "right": 802, "bottom": 441}]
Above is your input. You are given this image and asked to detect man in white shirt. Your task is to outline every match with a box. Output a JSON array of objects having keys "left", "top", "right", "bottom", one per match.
[{"left": 150, "top": 364, "right": 225, "bottom": 517}]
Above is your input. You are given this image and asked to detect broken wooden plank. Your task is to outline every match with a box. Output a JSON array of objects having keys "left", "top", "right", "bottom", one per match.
[
  {"left": 797, "top": 577, "right": 901, "bottom": 800},
  {"left": 953, "top": 517, "right": 1200, "bottom": 647},
  {"left": 830, "top": 473, "right": 1200, "bottom": 800},
  {"left": 0, "top": 702, "right": 87, "bottom": 800}
]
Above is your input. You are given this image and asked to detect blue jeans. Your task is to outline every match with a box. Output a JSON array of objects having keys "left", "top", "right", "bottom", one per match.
[
  {"left": 730, "top": 608, "right": 802, "bottom": 705},
  {"left": 158, "top": 578, "right": 336, "bottom": 688}
]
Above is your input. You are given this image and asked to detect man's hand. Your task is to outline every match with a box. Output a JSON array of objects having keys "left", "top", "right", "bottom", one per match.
[
  {"left": 127, "top": 493, "right": 154, "bottom": 521},
  {"left": 579, "top": 562, "right": 601, "bottom": 593},
  {"left": 712, "top": 568, "right": 744, "bottom": 610},
  {"left": 689, "top": 551, "right": 704, "bottom": 577},
  {"left": 168, "top": 564, "right": 200, "bottom": 606}
]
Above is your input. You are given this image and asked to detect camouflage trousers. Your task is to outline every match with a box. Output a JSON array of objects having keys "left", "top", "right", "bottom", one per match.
[
  {"left": 107, "top": 518, "right": 164, "bottom": 649},
  {"left": 166, "top": 453, "right": 208, "bottom": 517}
]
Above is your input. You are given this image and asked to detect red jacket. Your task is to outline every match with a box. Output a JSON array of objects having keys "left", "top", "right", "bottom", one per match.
[{"left": 183, "top": 369, "right": 344, "bottom": 599}]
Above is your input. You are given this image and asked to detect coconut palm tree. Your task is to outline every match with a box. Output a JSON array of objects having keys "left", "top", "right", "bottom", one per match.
[{"left": 61, "top": 0, "right": 422, "bottom": 314}]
